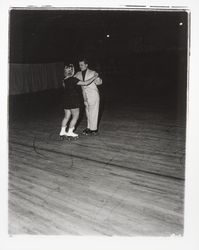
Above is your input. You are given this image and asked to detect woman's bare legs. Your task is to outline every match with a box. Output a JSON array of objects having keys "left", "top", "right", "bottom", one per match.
[
  {"left": 69, "top": 108, "right": 79, "bottom": 128},
  {"left": 60, "top": 109, "right": 71, "bottom": 135},
  {"left": 62, "top": 109, "right": 71, "bottom": 127},
  {"left": 66, "top": 108, "right": 80, "bottom": 137}
]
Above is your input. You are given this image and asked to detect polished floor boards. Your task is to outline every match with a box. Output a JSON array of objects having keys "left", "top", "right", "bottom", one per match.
[{"left": 9, "top": 103, "right": 186, "bottom": 235}]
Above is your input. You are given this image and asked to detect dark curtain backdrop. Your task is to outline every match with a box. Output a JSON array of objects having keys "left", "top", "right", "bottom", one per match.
[{"left": 9, "top": 62, "right": 64, "bottom": 95}]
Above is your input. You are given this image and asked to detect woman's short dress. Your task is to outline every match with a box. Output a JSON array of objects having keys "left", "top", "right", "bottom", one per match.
[{"left": 63, "top": 77, "right": 82, "bottom": 109}]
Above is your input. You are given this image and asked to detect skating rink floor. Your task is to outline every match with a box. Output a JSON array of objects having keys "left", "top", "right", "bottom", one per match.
[{"left": 8, "top": 94, "right": 186, "bottom": 236}]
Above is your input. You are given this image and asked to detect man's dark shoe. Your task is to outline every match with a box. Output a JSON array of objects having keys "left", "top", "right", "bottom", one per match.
[
  {"left": 82, "top": 128, "right": 91, "bottom": 135},
  {"left": 89, "top": 130, "right": 98, "bottom": 136}
]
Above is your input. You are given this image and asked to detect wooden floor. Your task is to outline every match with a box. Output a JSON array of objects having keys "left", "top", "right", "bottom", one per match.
[{"left": 8, "top": 102, "right": 186, "bottom": 236}]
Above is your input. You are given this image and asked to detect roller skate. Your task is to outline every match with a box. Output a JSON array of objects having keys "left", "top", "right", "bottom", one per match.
[
  {"left": 65, "top": 127, "right": 79, "bottom": 141},
  {"left": 59, "top": 127, "right": 68, "bottom": 140},
  {"left": 89, "top": 129, "right": 98, "bottom": 136},
  {"left": 82, "top": 128, "right": 91, "bottom": 135}
]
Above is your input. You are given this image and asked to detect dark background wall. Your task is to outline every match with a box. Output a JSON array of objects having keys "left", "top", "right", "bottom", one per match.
[{"left": 9, "top": 9, "right": 188, "bottom": 118}]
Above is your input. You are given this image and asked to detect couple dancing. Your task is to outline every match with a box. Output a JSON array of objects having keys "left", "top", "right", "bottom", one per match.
[{"left": 59, "top": 58, "right": 102, "bottom": 139}]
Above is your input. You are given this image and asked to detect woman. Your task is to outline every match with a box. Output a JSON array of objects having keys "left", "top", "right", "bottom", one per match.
[{"left": 59, "top": 64, "right": 98, "bottom": 139}]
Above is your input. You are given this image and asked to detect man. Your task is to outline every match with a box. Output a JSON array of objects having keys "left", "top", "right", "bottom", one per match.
[{"left": 75, "top": 58, "right": 102, "bottom": 135}]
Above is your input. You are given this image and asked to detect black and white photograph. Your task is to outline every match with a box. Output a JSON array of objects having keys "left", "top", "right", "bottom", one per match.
[{"left": 8, "top": 6, "right": 189, "bottom": 237}]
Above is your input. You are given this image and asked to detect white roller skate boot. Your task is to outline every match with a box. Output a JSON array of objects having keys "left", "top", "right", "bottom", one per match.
[
  {"left": 59, "top": 127, "right": 68, "bottom": 140},
  {"left": 66, "top": 127, "right": 79, "bottom": 140}
]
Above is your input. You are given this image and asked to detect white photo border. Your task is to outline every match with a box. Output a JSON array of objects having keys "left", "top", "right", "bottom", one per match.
[{"left": 1, "top": 0, "right": 199, "bottom": 250}]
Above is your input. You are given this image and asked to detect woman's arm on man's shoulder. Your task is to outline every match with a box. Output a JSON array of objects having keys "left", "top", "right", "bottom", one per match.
[
  {"left": 74, "top": 71, "right": 81, "bottom": 80},
  {"left": 89, "top": 70, "right": 102, "bottom": 85},
  {"left": 94, "top": 77, "right": 102, "bottom": 86}
]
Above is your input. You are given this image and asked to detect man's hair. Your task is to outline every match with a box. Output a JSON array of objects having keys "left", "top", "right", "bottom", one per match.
[{"left": 79, "top": 58, "right": 88, "bottom": 65}]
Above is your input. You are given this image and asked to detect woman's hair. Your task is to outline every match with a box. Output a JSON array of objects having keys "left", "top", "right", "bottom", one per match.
[{"left": 64, "top": 64, "right": 75, "bottom": 78}]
